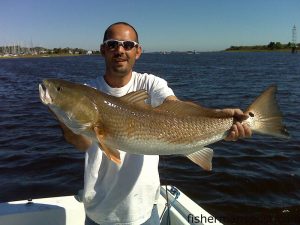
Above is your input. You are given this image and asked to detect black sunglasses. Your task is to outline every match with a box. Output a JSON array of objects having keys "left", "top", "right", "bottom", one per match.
[{"left": 103, "top": 39, "right": 139, "bottom": 51}]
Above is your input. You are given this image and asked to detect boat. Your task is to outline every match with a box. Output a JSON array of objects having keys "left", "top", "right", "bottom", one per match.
[{"left": 0, "top": 185, "right": 222, "bottom": 225}]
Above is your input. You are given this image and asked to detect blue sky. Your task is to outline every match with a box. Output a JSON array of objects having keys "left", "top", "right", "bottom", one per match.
[{"left": 1, "top": 0, "right": 299, "bottom": 52}]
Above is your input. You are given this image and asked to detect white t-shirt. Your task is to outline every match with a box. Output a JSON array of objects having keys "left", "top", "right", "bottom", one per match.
[{"left": 83, "top": 71, "right": 174, "bottom": 225}]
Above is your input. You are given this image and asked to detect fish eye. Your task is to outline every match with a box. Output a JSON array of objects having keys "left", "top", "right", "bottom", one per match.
[{"left": 57, "top": 86, "right": 62, "bottom": 91}]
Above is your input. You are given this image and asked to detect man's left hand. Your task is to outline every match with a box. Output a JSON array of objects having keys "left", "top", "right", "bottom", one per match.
[{"left": 221, "top": 108, "right": 252, "bottom": 141}]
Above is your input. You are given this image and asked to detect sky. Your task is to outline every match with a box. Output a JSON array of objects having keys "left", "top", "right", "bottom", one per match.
[{"left": 1, "top": 0, "right": 299, "bottom": 52}]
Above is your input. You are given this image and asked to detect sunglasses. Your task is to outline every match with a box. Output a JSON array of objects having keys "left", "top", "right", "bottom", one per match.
[{"left": 103, "top": 39, "right": 139, "bottom": 51}]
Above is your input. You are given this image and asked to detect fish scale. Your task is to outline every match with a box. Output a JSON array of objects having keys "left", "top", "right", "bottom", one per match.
[{"left": 101, "top": 104, "right": 233, "bottom": 153}]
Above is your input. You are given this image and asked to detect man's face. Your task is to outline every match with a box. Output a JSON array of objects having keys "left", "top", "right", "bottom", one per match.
[{"left": 101, "top": 24, "right": 142, "bottom": 77}]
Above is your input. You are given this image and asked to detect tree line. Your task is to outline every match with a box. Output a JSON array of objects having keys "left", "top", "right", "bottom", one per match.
[{"left": 226, "top": 42, "right": 299, "bottom": 51}]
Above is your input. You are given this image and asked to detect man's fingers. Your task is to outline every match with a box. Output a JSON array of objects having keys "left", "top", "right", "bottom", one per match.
[
  {"left": 222, "top": 108, "right": 248, "bottom": 121},
  {"left": 225, "top": 123, "right": 252, "bottom": 141},
  {"left": 225, "top": 125, "right": 238, "bottom": 141},
  {"left": 236, "top": 122, "right": 245, "bottom": 138},
  {"left": 236, "top": 114, "right": 249, "bottom": 121},
  {"left": 233, "top": 109, "right": 249, "bottom": 121},
  {"left": 224, "top": 131, "right": 236, "bottom": 141},
  {"left": 243, "top": 124, "right": 252, "bottom": 138}
]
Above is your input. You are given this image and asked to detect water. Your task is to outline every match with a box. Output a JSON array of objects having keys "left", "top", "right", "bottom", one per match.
[{"left": 0, "top": 52, "right": 300, "bottom": 225}]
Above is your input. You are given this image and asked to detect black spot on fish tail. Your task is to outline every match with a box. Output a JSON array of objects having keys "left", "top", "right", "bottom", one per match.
[{"left": 249, "top": 112, "right": 255, "bottom": 117}]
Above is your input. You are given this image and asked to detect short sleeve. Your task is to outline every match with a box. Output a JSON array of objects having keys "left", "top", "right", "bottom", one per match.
[{"left": 148, "top": 76, "right": 175, "bottom": 107}]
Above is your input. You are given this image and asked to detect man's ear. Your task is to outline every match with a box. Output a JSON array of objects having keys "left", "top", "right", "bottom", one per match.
[
  {"left": 100, "top": 44, "right": 105, "bottom": 56},
  {"left": 135, "top": 46, "right": 142, "bottom": 60}
]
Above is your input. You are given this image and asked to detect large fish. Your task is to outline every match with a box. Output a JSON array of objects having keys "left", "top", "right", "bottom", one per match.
[{"left": 39, "top": 79, "right": 289, "bottom": 170}]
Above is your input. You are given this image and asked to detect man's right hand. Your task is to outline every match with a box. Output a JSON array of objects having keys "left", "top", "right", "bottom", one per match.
[
  {"left": 59, "top": 122, "right": 92, "bottom": 151},
  {"left": 48, "top": 108, "right": 92, "bottom": 151}
]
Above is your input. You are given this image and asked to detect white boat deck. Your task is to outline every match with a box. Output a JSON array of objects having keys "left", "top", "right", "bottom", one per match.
[{"left": 0, "top": 186, "right": 222, "bottom": 225}]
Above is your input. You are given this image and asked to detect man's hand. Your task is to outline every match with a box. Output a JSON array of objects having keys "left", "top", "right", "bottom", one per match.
[
  {"left": 60, "top": 122, "right": 92, "bottom": 151},
  {"left": 221, "top": 108, "right": 252, "bottom": 141},
  {"left": 48, "top": 108, "right": 92, "bottom": 151}
]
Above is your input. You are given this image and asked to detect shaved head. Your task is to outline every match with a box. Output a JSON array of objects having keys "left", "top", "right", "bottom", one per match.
[{"left": 103, "top": 22, "right": 139, "bottom": 43}]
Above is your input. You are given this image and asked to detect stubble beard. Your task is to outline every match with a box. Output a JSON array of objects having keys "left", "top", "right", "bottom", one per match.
[
  {"left": 107, "top": 58, "right": 134, "bottom": 77},
  {"left": 110, "top": 65, "right": 131, "bottom": 77}
]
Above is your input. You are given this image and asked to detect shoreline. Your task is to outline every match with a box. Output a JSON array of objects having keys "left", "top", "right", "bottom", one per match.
[
  {"left": 0, "top": 50, "right": 297, "bottom": 59},
  {"left": 0, "top": 53, "right": 101, "bottom": 59}
]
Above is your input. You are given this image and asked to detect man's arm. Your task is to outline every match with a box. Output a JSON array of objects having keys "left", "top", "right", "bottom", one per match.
[
  {"left": 164, "top": 95, "right": 178, "bottom": 101},
  {"left": 163, "top": 96, "right": 252, "bottom": 141}
]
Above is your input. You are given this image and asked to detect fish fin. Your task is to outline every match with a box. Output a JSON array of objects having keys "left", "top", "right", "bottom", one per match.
[
  {"left": 120, "top": 90, "right": 150, "bottom": 108},
  {"left": 94, "top": 127, "right": 121, "bottom": 165},
  {"left": 156, "top": 101, "right": 230, "bottom": 118},
  {"left": 185, "top": 147, "right": 213, "bottom": 171},
  {"left": 245, "top": 85, "right": 289, "bottom": 139}
]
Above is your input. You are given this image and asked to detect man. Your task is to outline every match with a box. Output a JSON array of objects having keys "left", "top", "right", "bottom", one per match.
[{"left": 61, "top": 22, "right": 251, "bottom": 225}]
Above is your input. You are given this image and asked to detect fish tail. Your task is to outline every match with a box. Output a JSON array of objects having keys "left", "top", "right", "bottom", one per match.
[{"left": 244, "top": 85, "right": 289, "bottom": 139}]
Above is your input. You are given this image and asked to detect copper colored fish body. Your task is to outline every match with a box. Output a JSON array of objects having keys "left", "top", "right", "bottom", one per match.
[{"left": 39, "top": 79, "right": 289, "bottom": 170}]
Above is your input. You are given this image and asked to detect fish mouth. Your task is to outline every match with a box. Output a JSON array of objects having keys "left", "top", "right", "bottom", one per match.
[{"left": 39, "top": 82, "right": 52, "bottom": 105}]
